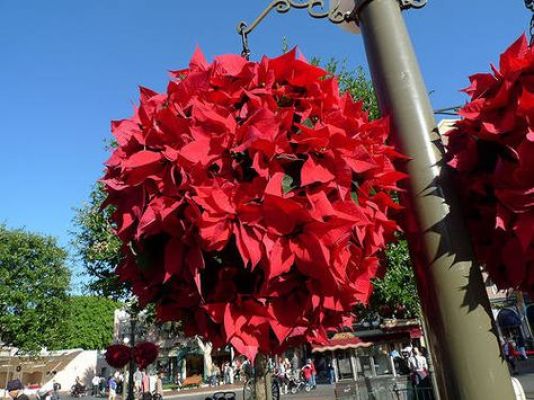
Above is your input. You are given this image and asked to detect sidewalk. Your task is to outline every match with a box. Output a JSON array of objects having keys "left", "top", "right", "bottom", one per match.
[
  {"left": 517, "top": 372, "right": 534, "bottom": 399},
  {"left": 164, "top": 384, "right": 242, "bottom": 399}
]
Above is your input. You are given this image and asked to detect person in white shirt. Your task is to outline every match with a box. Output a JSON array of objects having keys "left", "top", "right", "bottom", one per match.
[
  {"left": 133, "top": 370, "right": 143, "bottom": 395},
  {"left": 91, "top": 375, "right": 100, "bottom": 396},
  {"left": 408, "top": 347, "right": 428, "bottom": 385}
]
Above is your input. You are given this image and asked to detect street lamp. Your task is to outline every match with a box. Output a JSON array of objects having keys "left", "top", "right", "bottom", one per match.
[
  {"left": 123, "top": 303, "right": 138, "bottom": 400},
  {"left": 237, "top": 1, "right": 516, "bottom": 399},
  {"left": 346, "top": 1, "right": 514, "bottom": 399}
]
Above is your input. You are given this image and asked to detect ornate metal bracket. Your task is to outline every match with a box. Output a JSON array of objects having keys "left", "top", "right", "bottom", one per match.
[
  {"left": 237, "top": 0, "right": 428, "bottom": 58},
  {"left": 237, "top": 0, "right": 351, "bottom": 59},
  {"left": 525, "top": 0, "right": 534, "bottom": 45},
  {"left": 399, "top": 0, "right": 427, "bottom": 9}
]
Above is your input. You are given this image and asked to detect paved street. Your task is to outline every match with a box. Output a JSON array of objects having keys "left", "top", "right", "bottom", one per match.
[
  {"left": 61, "top": 385, "right": 335, "bottom": 400},
  {"left": 163, "top": 385, "right": 334, "bottom": 400},
  {"left": 517, "top": 372, "right": 534, "bottom": 399},
  {"left": 60, "top": 376, "right": 534, "bottom": 400}
]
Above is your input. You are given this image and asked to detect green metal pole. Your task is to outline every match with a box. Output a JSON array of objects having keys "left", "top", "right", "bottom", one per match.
[{"left": 353, "top": 0, "right": 515, "bottom": 399}]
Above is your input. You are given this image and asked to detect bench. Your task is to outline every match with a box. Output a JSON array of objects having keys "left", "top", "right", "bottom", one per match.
[{"left": 182, "top": 375, "right": 203, "bottom": 388}]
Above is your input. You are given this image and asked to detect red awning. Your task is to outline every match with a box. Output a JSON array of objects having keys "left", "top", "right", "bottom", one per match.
[{"left": 311, "top": 336, "right": 373, "bottom": 353}]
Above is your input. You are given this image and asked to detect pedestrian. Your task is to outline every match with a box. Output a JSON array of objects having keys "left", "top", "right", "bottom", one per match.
[
  {"left": 92, "top": 373, "right": 100, "bottom": 396},
  {"left": 213, "top": 364, "right": 221, "bottom": 386},
  {"left": 516, "top": 335, "right": 528, "bottom": 360},
  {"left": 141, "top": 371, "right": 151, "bottom": 400},
  {"left": 116, "top": 372, "right": 124, "bottom": 395},
  {"left": 301, "top": 359, "right": 316, "bottom": 389},
  {"left": 223, "top": 362, "right": 232, "bottom": 385},
  {"left": 327, "top": 361, "right": 336, "bottom": 385},
  {"left": 309, "top": 359, "right": 317, "bottom": 389},
  {"left": 99, "top": 377, "right": 106, "bottom": 397},
  {"left": 408, "top": 348, "right": 430, "bottom": 399},
  {"left": 240, "top": 358, "right": 251, "bottom": 382},
  {"left": 6, "top": 379, "right": 29, "bottom": 400},
  {"left": 107, "top": 376, "right": 117, "bottom": 400},
  {"left": 134, "top": 369, "right": 143, "bottom": 395},
  {"left": 155, "top": 372, "right": 164, "bottom": 400},
  {"left": 51, "top": 372, "right": 61, "bottom": 400},
  {"left": 503, "top": 338, "right": 517, "bottom": 374}
]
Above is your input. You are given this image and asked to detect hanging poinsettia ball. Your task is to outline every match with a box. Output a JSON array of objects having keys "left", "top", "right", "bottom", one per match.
[
  {"left": 105, "top": 344, "right": 131, "bottom": 369},
  {"left": 102, "top": 48, "right": 404, "bottom": 361},
  {"left": 104, "top": 342, "right": 159, "bottom": 370},
  {"left": 446, "top": 35, "right": 534, "bottom": 294},
  {"left": 133, "top": 342, "right": 159, "bottom": 370}
]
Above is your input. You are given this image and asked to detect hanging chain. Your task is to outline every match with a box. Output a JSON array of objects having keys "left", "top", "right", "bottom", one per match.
[{"left": 525, "top": 0, "right": 534, "bottom": 45}]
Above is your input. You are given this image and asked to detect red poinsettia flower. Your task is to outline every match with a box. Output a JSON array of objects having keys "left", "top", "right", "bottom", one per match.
[
  {"left": 102, "top": 48, "right": 405, "bottom": 361},
  {"left": 446, "top": 34, "right": 534, "bottom": 294},
  {"left": 105, "top": 344, "right": 131, "bottom": 369},
  {"left": 133, "top": 342, "right": 159, "bottom": 370}
]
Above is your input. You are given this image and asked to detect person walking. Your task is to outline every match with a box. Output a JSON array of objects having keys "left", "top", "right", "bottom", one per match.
[
  {"left": 92, "top": 374, "right": 100, "bottom": 396},
  {"left": 6, "top": 379, "right": 29, "bottom": 400},
  {"left": 154, "top": 372, "right": 164, "bottom": 400},
  {"left": 503, "top": 339, "right": 517, "bottom": 374},
  {"left": 307, "top": 359, "right": 317, "bottom": 389},
  {"left": 133, "top": 369, "right": 143, "bottom": 395},
  {"left": 516, "top": 335, "right": 528, "bottom": 360},
  {"left": 408, "top": 348, "right": 430, "bottom": 399},
  {"left": 223, "top": 362, "right": 234, "bottom": 385},
  {"left": 141, "top": 371, "right": 151, "bottom": 400},
  {"left": 275, "top": 360, "right": 287, "bottom": 395},
  {"left": 301, "top": 359, "right": 316, "bottom": 389},
  {"left": 327, "top": 361, "right": 336, "bottom": 385},
  {"left": 107, "top": 376, "right": 117, "bottom": 400}
]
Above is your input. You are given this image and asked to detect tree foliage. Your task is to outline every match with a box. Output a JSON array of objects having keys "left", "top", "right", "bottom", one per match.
[
  {"left": 72, "top": 184, "right": 127, "bottom": 300},
  {"left": 0, "top": 225, "right": 70, "bottom": 352},
  {"left": 318, "top": 59, "right": 419, "bottom": 318},
  {"left": 372, "top": 240, "right": 420, "bottom": 318},
  {"left": 59, "top": 296, "right": 119, "bottom": 350},
  {"left": 314, "top": 58, "right": 380, "bottom": 120}
]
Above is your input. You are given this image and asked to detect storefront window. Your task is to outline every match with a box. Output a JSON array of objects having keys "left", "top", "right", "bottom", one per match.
[{"left": 335, "top": 351, "right": 353, "bottom": 380}]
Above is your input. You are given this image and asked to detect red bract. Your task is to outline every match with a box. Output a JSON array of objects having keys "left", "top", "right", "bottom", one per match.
[
  {"left": 105, "top": 344, "right": 131, "bottom": 369},
  {"left": 133, "top": 342, "right": 159, "bottom": 370},
  {"left": 102, "top": 48, "right": 404, "bottom": 361},
  {"left": 446, "top": 35, "right": 534, "bottom": 294}
]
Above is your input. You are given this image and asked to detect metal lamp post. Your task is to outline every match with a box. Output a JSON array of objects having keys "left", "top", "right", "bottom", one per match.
[
  {"left": 351, "top": 1, "right": 515, "bottom": 398},
  {"left": 237, "top": 1, "right": 518, "bottom": 399},
  {"left": 123, "top": 304, "right": 139, "bottom": 400}
]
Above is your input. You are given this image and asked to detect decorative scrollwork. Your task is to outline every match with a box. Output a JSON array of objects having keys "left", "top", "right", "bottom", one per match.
[
  {"left": 398, "top": 0, "right": 428, "bottom": 9},
  {"left": 525, "top": 0, "right": 534, "bottom": 46},
  {"left": 237, "top": 0, "right": 348, "bottom": 59},
  {"left": 237, "top": 0, "right": 428, "bottom": 58}
]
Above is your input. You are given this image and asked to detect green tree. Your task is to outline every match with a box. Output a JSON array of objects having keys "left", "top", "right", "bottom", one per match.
[
  {"left": 0, "top": 225, "right": 70, "bottom": 352},
  {"left": 71, "top": 183, "right": 127, "bottom": 300},
  {"left": 314, "top": 57, "right": 380, "bottom": 120},
  {"left": 372, "top": 240, "right": 420, "bottom": 318},
  {"left": 318, "top": 59, "right": 419, "bottom": 318},
  {"left": 59, "top": 296, "right": 119, "bottom": 350}
]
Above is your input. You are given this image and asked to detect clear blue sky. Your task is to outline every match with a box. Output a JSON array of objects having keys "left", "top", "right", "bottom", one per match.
[{"left": 0, "top": 0, "right": 528, "bottom": 283}]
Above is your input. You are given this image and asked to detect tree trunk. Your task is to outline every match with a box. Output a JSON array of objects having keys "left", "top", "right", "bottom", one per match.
[{"left": 254, "top": 354, "right": 272, "bottom": 400}]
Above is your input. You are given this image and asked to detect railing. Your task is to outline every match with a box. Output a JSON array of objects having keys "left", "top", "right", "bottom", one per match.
[{"left": 335, "top": 378, "right": 435, "bottom": 400}]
